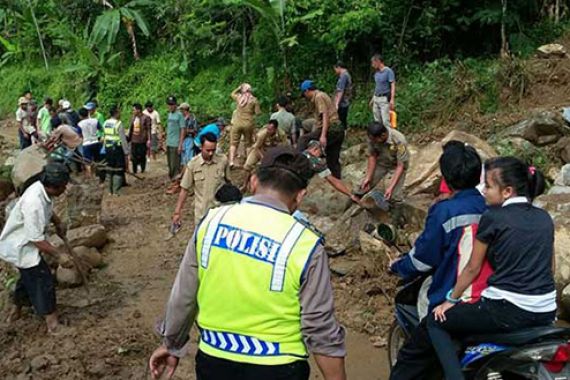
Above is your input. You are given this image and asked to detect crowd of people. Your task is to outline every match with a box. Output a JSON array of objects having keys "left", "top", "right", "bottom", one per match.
[{"left": 1, "top": 53, "right": 558, "bottom": 380}]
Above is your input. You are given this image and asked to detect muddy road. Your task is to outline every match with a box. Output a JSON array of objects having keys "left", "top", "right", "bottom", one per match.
[{"left": 0, "top": 122, "right": 389, "bottom": 379}]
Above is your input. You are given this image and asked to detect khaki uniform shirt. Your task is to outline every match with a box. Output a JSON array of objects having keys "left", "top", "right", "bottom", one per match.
[
  {"left": 311, "top": 90, "right": 341, "bottom": 132},
  {"left": 180, "top": 153, "right": 230, "bottom": 224},
  {"left": 368, "top": 128, "right": 409, "bottom": 168},
  {"left": 231, "top": 92, "right": 261, "bottom": 128},
  {"left": 253, "top": 127, "right": 287, "bottom": 151}
]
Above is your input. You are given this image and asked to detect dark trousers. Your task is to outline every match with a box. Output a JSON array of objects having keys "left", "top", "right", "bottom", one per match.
[
  {"left": 18, "top": 129, "right": 32, "bottom": 150},
  {"left": 105, "top": 145, "right": 125, "bottom": 194},
  {"left": 195, "top": 351, "right": 310, "bottom": 380},
  {"left": 338, "top": 105, "right": 349, "bottom": 130},
  {"left": 426, "top": 298, "right": 556, "bottom": 380},
  {"left": 13, "top": 258, "right": 56, "bottom": 316},
  {"left": 298, "top": 127, "right": 344, "bottom": 179},
  {"left": 167, "top": 146, "right": 181, "bottom": 180},
  {"left": 389, "top": 319, "right": 440, "bottom": 380},
  {"left": 131, "top": 142, "right": 147, "bottom": 173}
]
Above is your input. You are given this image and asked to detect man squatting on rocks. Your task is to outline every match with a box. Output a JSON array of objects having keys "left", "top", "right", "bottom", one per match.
[
  {"left": 0, "top": 163, "right": 73, "bottom": 334},
  {"left": 151, "top": 147, "right": 346, "bottom": 380}
]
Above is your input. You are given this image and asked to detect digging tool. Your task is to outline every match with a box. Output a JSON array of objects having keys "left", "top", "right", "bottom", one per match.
[{"left": 164, "top": 221, "right": 182, "bottom": 241}]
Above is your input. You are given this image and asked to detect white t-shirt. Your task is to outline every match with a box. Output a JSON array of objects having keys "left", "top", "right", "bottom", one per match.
[
  {"left": 144, "top": 109, "right": 161, "bottom": 135},
  {"left": 0, "top": 181, "right": 53, "bottom": 269},
  {"left": 78, "top": 118, "right": 99, "bottom": 146},
  {"left": 16, "top": 108, "right": 35, "bottom": 134}
]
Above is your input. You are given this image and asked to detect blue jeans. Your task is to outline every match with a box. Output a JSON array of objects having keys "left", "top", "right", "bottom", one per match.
[{"left": 18, "top": 129, "right": 32, "bottom": 150}]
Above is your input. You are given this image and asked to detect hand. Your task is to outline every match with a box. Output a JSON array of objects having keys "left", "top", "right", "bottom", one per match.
[
  {"left": 172, "top": 213, "right": 181, "bottom": 225},
  {"left": 433, "top": 301, "right": 455, "bottom": 322},
  {"left": 360, "top": 178, "right": 371, "bottom": 192},
  {"left": 349, "top": 194, "right": 361, "bottom": 204},
  {"left": 384, "top": 187, "right": 393, "bottom": 201},
  {"left": 177, "top": 146, "right": 183, "bottom": 155},
  {"left": 149, "top": 345, "right": 179, "bottom": 380},
  {"left": 390, "top": 100, "right": 395, "bottom": 111},
  {"left": 319, "top": 135, "right": 327, "bottom": 148}
]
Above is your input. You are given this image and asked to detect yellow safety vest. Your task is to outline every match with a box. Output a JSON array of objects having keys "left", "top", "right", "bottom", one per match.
[
  {"left": 103, "top": 119, "right": 121, "bottom": 147},
  {"left": 195, "top": 201, "right": 321, "bottom": 365}
]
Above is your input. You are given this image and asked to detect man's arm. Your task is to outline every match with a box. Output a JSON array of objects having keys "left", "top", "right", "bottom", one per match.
[
  {"left": 390, "top": 206, "right": 445, "bottom": 279},
  {"left": 389, "top": 70, "right": 396, "bottom": 110},
  {"left": 361, "top": 154, "right": 378, "bottom": 191},
  {"left": 231, "top": 87, "right": 241, "bottom": 101},
  {"left": 384, "top": 161, "right": 405, "bottom": 201},
  {"left": 300, "top": 245, "right": 347, "bottom": 380},
  {"left": 173, "top": 167, "right": 194, "bottom": 223},
  {"left": 325, "top": 175, "right": 358, "bottom": 202},
  {"left": 177, "top": 117, "right": 186, "bottom": 155}
]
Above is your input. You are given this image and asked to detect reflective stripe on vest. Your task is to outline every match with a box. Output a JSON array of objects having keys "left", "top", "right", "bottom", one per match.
[
  {"left": 200, "top": 328, "right": 280, "bottom": 356},
  {"left": 195, "top": 202, "right": 321, "bottom": 365}
]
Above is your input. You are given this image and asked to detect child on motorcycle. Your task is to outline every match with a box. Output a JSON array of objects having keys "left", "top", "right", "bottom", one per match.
[
  {"left": 389, "top": 141, "right": 492, "bottom": 380},
  {"left": 428, "top": 156, "right": 556, "bottom": 380}
]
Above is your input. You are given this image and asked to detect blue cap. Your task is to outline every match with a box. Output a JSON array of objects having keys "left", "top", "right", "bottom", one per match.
[
  {"left": 84, "top": 102, "right": 96, "bottom": 111},
  {"left": 300, "top": 80, "right": 315, "bottom": 93}
]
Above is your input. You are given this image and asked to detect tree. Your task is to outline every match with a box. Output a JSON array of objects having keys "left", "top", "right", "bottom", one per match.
[{"left": 90, "top": 0, "right": 151, "bottom": 60}]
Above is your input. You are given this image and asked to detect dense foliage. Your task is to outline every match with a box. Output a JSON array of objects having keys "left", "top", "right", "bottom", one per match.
[{"left": 0, "top": 0, "right": 568, "bottom": 129}]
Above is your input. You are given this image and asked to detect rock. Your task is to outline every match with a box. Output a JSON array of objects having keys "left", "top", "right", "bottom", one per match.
[
  {"left": 67, "top": 224, "right": 107, "bottom": 248},
  {"left": 340, "top": 143, "right": 367, "bottom": 166},
  {"left": 74, "top": 246, "right": 103, "bottom": 268},
  {"left": 64, "top": 182, "right": 103, "bottom": 229},
  {"left": 11, "top": 145, "right": 48, "bottom": 193},
  {"left": 557, "top": 137, "right": 570, "bottom": 163},
  {"left": 548, "top": 186, "right": 570, "bottom": 195},
  {"left": 557, "top": 164, "right": 570, "bottom": 186},
  {"left": 537, "top": 43, "right": 567, "bottom": 58},
  {"left": 56, "top": 266, "right": 83, "bottom": 286},
  {"left": 404, "top": 130, "right": 496, "bottom": 196},
  {"left": 561, "top": 284, "right": 570, "bottom": 318},
  {"left": 501, "top": 111, "right": 570, "bottom": 146},
  {"left": 300, "top": 176, "right": 352, "bottom": 217},
  {"left": 359, "top": 231, "right": 391, "bottom": 265},
  {"left": 370, "top": 336, "right": 388, "bottom": 348},
  {"left": 330, "top": 258, "right": 359, "bottom": 276},
  {"left": 30, "top": 354, "right": 57, "bottom": 371}
]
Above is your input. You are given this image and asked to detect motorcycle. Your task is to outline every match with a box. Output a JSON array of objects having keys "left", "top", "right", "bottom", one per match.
[{"left": 388, "top": 276, "right": 570, "bottom": 379}]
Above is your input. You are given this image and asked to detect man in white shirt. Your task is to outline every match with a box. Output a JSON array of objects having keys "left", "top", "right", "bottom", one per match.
[
  {"left": 0, "top": 163, "right": 71, "bottom": 333},
  {"left": 78, "top": 108, "right": 101, "bottom": 178},
  {"left": 16, "top": 97, "right": 34, "bottom": 150},
  {"left": 144, "top": 101, "right": 162, "bottom": 160}
]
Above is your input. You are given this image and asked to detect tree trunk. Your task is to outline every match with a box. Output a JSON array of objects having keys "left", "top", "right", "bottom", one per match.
[
  {"left": 555, "top": 0, "right": 560, "bottom": 23},
  {"left": 500, "top": 0, "right": 510, "bottom": 59},
  {"left": 27, "top": 0, "right": 49, "bottom": 70},
  {"left": 125, "top": 20, "right": 140, "bottom": 60}
]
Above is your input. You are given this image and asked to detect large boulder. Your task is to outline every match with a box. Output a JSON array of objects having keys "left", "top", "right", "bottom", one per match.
[
  {"left": 555, "top": 164, "right": 570, "bottom": 187},
  {"left": 534, "top": 194, "right": 570, "bottom": 291},
  {"left": 556, "top": 137, "right": 570, "bottom": 163},
  {"left": 500, "top": 111, "right": 570, "bottom": 146},
  {"left": 56, "top": 266, "right": 83, "bottom": 286},
  {"left": 64, "top": 182, "right": 104, "bottom": 228},
  {"left": 11, "top": 145, "right": 48, "bottom": 193},
  {"left": 537, "top": 43, "right": 567, "bottom": 59},
  {"left": 67, "top": 224, "right": 108, "bottom": 248},
  {"left": 404, "top": 130, "right": 496, "bottom": 196},
  {"left": 0, "top": 179, "right": 14, "bottom": 202},
  {"left": 341, "top": 143, "right": 367, "bottom": 166},
  {"left": 74, "top": 246, "right": 103, "bottom": 269}
]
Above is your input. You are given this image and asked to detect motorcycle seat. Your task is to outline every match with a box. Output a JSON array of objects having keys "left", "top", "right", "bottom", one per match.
[{"left": 465, "top": 326, "right": 570, "bottom": 346}]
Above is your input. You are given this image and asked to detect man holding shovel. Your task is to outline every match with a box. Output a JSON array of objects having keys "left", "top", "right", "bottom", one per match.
[{"left": 0, "top": 163, "right": 74, "bottom": 334}]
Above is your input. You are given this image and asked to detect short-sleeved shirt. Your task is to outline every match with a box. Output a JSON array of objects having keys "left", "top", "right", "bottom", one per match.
[
  {"left": 304, "top": 152, "right": 331, "bottom": 179},
  {"left": 16, "top": 108, "right": 34, "bottom": 134},
  {"left": 374, "top": 67, "right": 395, "bottom": 96},
  {"left": 180, "top": 153, "right": 230, "bottom": 224},
  {"left": 37, "top": 106, "right": 52, "bottom": 135},
  {"left": 336, "top": 71, "right": 353, "bottom": 107},
  {"left": 166, "top": 111, "right": 186, "bottom": 148},
  {"left": 252, "top": 127, "right": 286, "bottom": 151},
  {"left": 232, "top": 99, "right": 261, "bottom": 128},
  {"left": 144, "top": 109, "right": 162, "bottom": 135},
  {"left": 478, "top": 199, "right": 555, "bottom": 297},
  {"left": 311, "top": 90, "right": 341, "bottom": 132},
  {"left": 368, "top": 128, "right": 409, "bottom": 168},
  {"left": 0, "top": 181, "right": 53, "bottom": 269},
  {"left": 270, "top": 109, "right": 296, "bottom": 136},
  {"left": 78, "top": 118, "right": 100, "bottom": 146}
]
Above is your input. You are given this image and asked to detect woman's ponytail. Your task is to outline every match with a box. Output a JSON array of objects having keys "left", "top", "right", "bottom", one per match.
[{"left": 527, "top": 166, "right": 545, "bottom": 200}]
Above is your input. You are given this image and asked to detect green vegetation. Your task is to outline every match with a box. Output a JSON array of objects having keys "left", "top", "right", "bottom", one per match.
[{"left": 0, "top": 1, "right": 569, "bottom": 130}]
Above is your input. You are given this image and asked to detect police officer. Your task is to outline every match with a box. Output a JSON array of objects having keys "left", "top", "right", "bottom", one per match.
[
  {"left": 150, "top": 147, "right": 347, "bottom": 380},
  {"left": 103, "top": 105, "right": 129, "bottom": 195}
]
